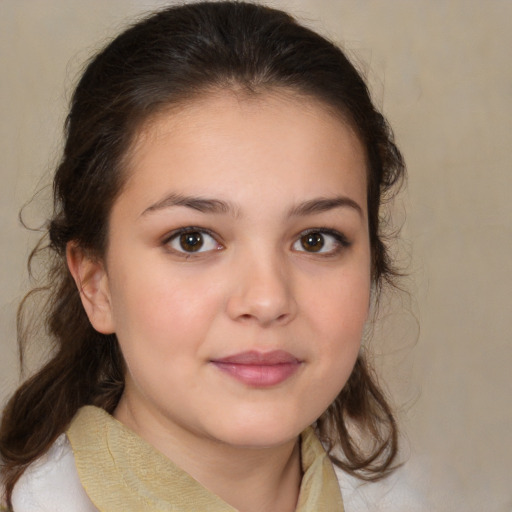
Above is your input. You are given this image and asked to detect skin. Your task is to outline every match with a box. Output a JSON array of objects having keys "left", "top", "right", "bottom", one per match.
[{"left": 69, "top": 90, "right": 371, "bottom": 512}]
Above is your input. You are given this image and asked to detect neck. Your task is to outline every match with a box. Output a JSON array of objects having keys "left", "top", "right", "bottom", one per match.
[
  {"left": 192, "top": 439, "right": 302, "bottom": 512},
  {"left": 114, "top": 397, "right": 303, "bottom": 512}
]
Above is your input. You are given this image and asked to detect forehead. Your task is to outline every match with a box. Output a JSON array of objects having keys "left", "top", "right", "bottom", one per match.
[{"left": 120, "top": 89, "right": 368, "bottom": 212}]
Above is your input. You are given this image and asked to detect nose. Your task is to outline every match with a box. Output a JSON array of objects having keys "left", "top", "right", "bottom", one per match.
[{"left": 226, "top": 253, "right": 297, "bottom": 327}]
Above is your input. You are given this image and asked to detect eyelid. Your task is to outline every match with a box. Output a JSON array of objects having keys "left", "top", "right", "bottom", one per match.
[
  {"left": 161, "top": 226, "right": 350, "bottom": 258},
  {"left": 292, "top": 228, "right": 351, "bottom": 255},
  {"left": 162, "top": 226, "right": 223, "bottom": 256}
]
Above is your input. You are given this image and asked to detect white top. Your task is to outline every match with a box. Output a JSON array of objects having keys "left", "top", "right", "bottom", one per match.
[
  {"left": 10, "top": 435, "right": 98, "bottom": 512},
  {"left": 10, "top": 434, "right": 427, "bottom": 511}
]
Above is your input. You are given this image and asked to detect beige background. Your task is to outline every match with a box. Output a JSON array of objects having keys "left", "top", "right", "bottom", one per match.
[{"left": 1, "top": 1, "right": 511, "bottom": 510}]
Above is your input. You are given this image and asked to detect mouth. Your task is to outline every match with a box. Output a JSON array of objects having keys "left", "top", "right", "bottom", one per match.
[{"left": 210, "top": 350, "right": 302, "bottom": 387}]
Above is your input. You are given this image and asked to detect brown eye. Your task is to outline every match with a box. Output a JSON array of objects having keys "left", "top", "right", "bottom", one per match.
[
  {"left": 179, "top": 232, "right": 204, "bottom": 252},
  {"left": 292, "top": 229, "right": 349, "bottom": 256},
  {"left": 166, "top": 229, "right": 221, "bottom": 255},
  {"left": 300, "top": 232, "right": 324, "bottom": 252}
]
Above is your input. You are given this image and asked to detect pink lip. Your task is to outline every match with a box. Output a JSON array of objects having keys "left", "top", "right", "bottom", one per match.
[{"left": 211, "top": 350, "right": 302, "bottom": 387}]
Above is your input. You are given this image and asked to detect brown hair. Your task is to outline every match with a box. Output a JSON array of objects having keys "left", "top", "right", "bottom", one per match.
[{"left": 1, "top": 1, "right": 405, "bottom": 504}]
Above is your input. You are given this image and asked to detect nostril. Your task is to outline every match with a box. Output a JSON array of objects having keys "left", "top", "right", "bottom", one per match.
[{"left": 225, "top": 273, "right": 297, "bottom": 325}]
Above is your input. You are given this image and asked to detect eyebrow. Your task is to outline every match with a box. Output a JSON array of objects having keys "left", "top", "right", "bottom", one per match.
[
  {"left": 141, "top": 193, "right": 239, "bottom": 217},
  {"left": 141, "top": 193, "right": 363, "bottom": 218},
  {"left": 287, "top": 196, "right": 364, "bottom": 218}
]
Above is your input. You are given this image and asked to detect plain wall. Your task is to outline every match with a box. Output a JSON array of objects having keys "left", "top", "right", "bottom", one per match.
[{"left": 1, "top": 1, "right": 511, "bottom": 510}]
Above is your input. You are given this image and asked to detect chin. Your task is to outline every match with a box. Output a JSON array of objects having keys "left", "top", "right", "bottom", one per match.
[
  {"left": 219, "top": 430, "right": 300, "bottom": 450},
  {"left": 205, "top": 412, "right": 310, "bottom": 449}
]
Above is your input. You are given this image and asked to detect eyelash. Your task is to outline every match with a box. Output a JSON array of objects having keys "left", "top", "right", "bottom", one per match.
[
  {"left": 162, "top": 227, "right": 350, "bottom": 258},
  {"left": 292, "top": 228, "right": 351, "bottom": 256},
  {"left": 162, "top": 227, "right": 223, "bottom": 257}
]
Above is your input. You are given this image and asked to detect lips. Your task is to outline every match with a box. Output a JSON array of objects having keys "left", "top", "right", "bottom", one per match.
[{"left": 210, "top": 350, "right": 302, "bottom": 387}]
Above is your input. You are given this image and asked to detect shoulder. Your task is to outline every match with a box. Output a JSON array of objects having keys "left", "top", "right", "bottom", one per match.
[
  {"left": 10, "top": 434, "right": 98, "bottom": 512},
  {"left": 335, "top": 464, "right": 429, "bottom": 512}
]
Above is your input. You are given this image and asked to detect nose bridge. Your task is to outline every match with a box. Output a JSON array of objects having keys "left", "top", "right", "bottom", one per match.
[{"left": 226, "top": 244, "right": 296, "bottom": 326}]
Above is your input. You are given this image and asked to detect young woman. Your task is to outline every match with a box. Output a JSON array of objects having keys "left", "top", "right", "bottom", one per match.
[{"left": 0, "top": 2, "right": 405, "bottom": 510}]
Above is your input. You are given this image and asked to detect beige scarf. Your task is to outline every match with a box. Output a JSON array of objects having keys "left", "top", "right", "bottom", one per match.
[{"left": 67, "top": 406, "right": 343, "bottom": 511}]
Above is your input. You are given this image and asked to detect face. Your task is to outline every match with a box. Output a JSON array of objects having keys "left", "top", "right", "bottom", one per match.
[{"left": 79, "top": 91, "right": 371, "bottom": 450}]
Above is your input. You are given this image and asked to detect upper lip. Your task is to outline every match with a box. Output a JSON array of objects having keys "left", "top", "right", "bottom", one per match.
[{"left": 211, "top": 350, "right": 301, "bottom": 365}]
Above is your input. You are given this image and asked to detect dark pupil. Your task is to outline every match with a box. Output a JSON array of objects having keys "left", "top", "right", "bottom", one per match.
[
  {"left": 301, "top": 232, "right": 324, "bottom": 252},
  {"left": 180, "top": 232, "right": 203, "bottom": 252}
]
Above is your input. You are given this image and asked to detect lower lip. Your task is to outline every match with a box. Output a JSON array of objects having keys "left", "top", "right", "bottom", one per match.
[{"left": 212, "top": 362, "right": 301, "bottom": 387}]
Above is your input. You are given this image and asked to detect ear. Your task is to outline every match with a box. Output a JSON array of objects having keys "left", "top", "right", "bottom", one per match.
[{"left": 66, "top": 242, "right": 115, "bottom": 334}]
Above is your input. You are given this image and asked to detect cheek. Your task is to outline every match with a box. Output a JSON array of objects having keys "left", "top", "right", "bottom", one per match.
[
  {"left": 312, "top": 266, "right": 370, "bottom": 333},
  {"left": 306, "top": 266, "right": 370, "bottom": 381},
  {"left": 291, "top": 274, "right": 369, "bottom": 428},
  {"left": 107, "top": 259, "right": 224, "bottom": 356},
  {"left": 108, "top": 276, "right": 213, "bottom": 399}
]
